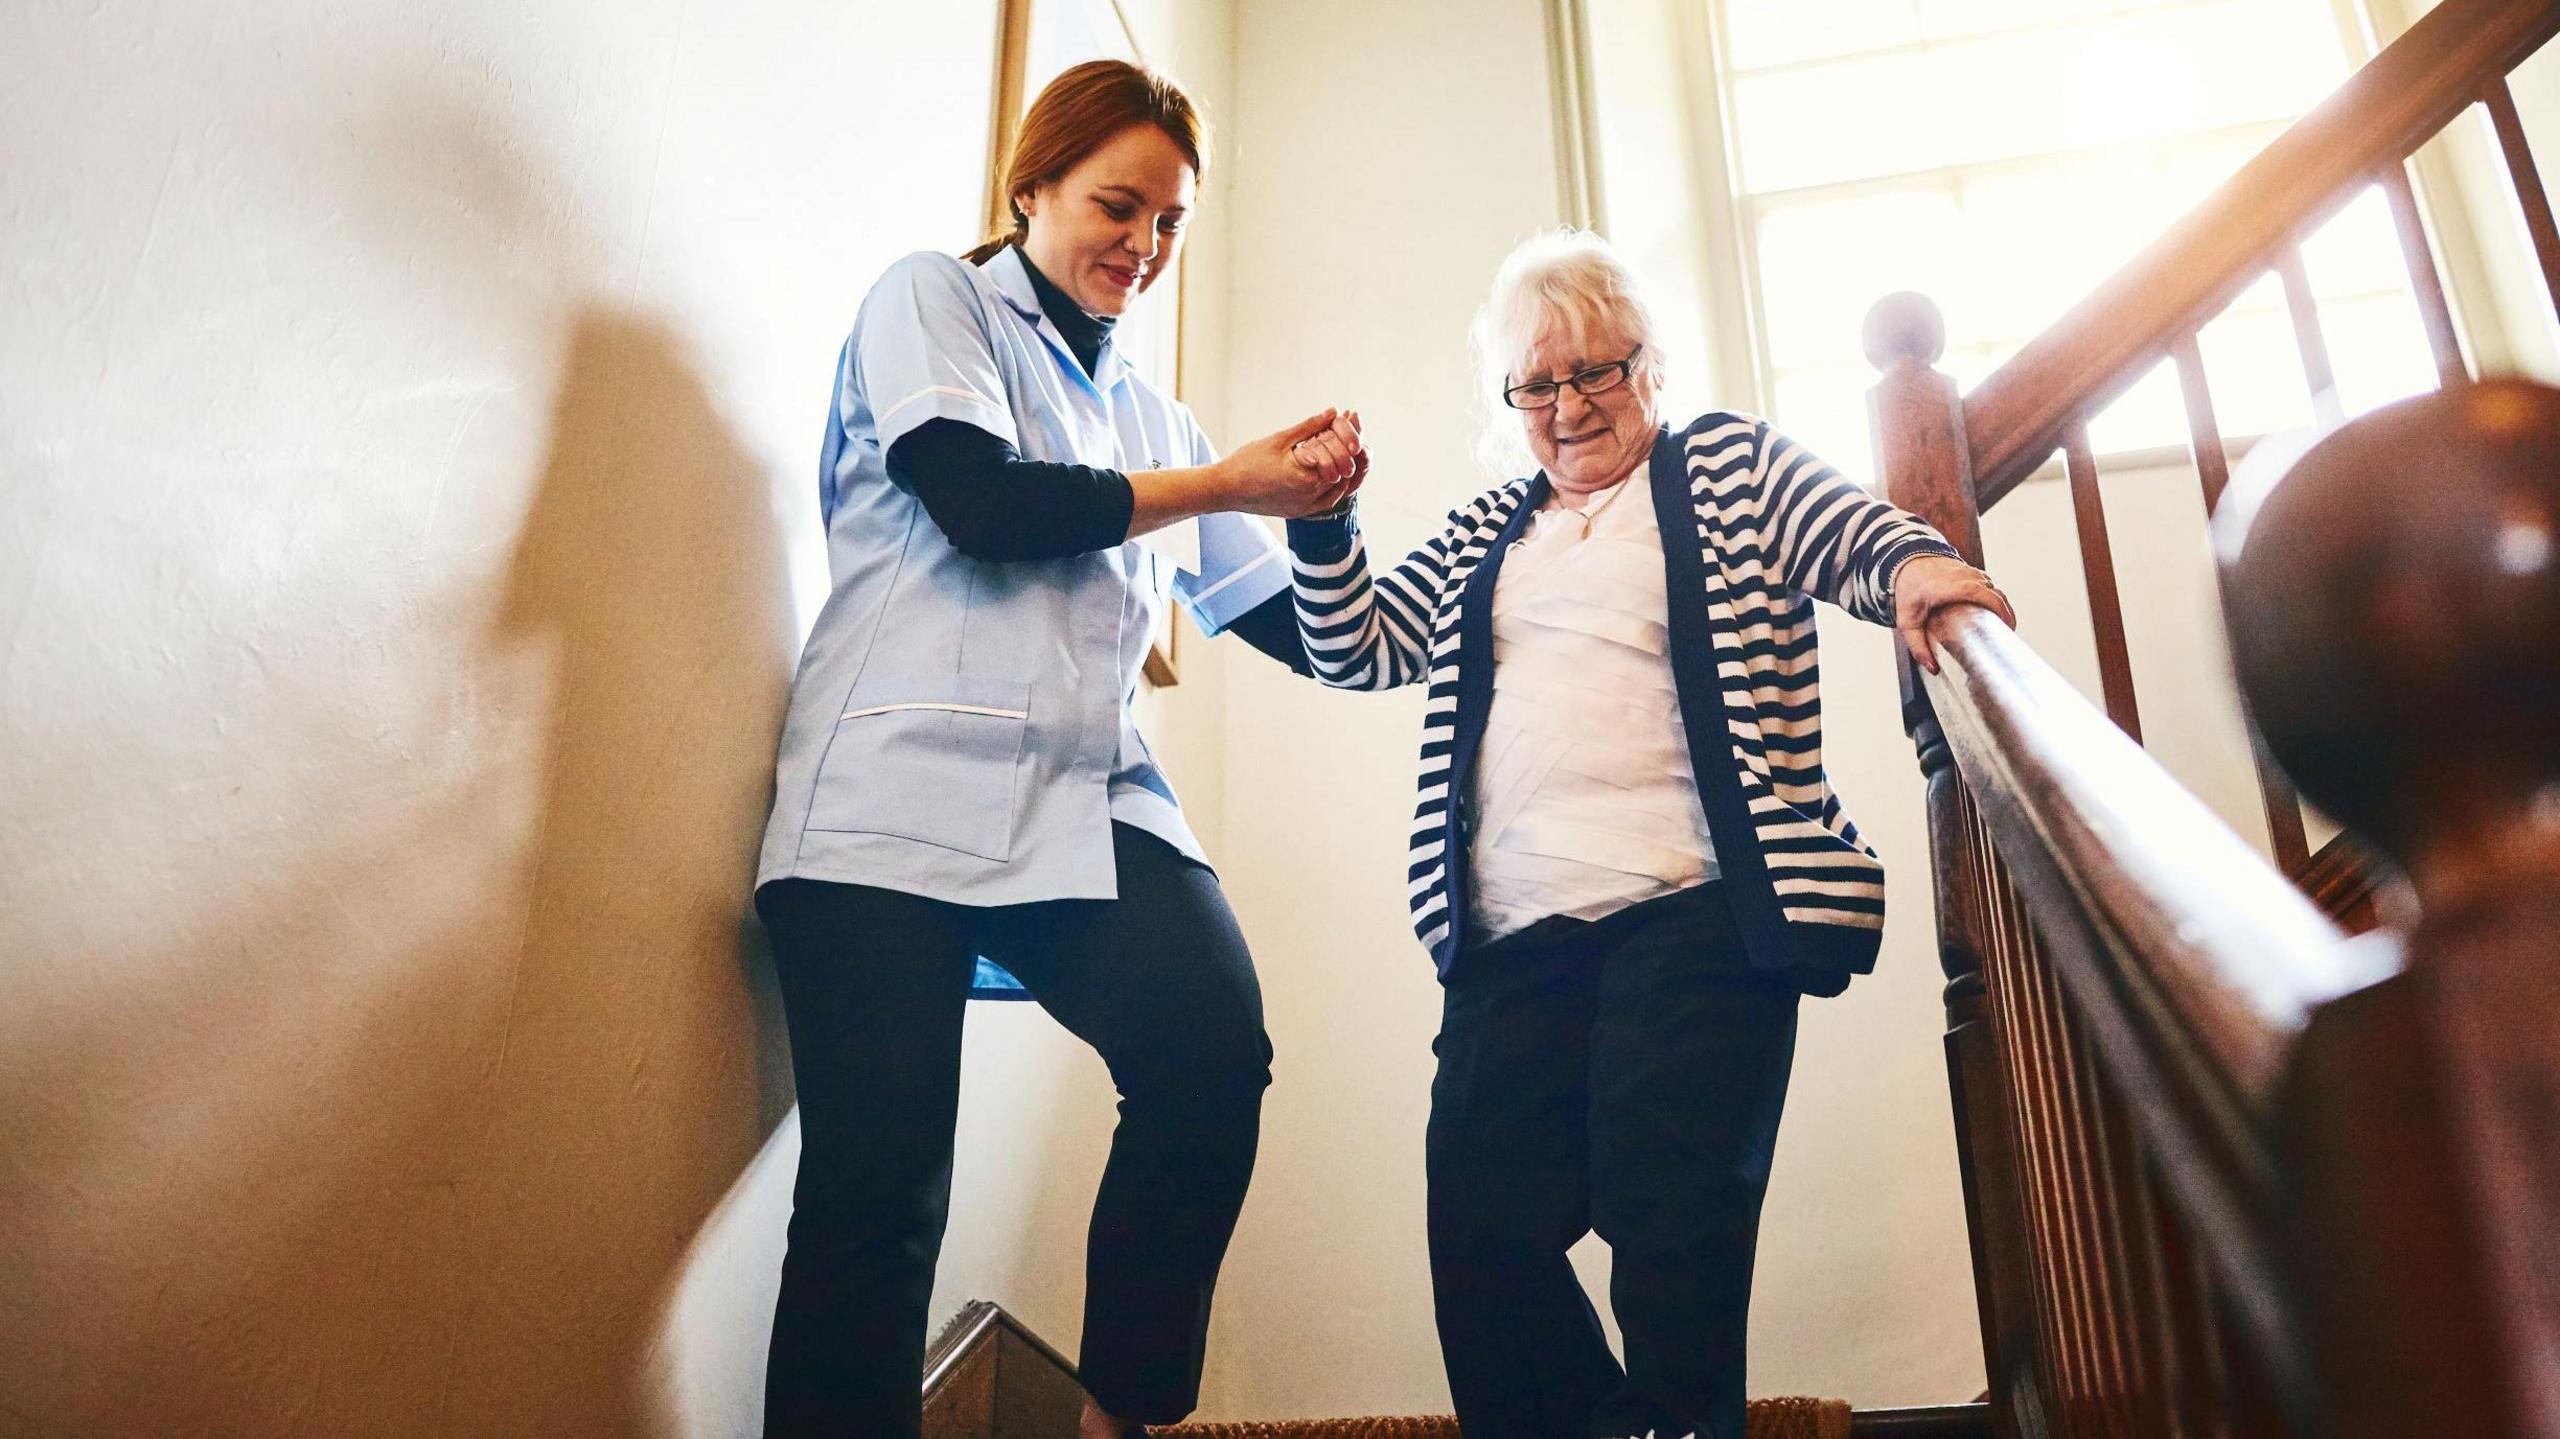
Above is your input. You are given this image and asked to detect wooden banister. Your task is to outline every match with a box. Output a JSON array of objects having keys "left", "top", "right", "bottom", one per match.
[
  {"left": 1961, "top": 0, "right": 2560, "bottom": 504},
  {"left": 2222, "top": 379, "right": 2560, "bottom": 1437},
  {"left": 1915, "top": 609, "right": 2371, "bottom": 1114},
  {"left": 1888, "top": 385, "right": 2560, "bottom": 1435},
  {"left": 1864, "top": 7, "right": 2559, "bottom": 1429}
]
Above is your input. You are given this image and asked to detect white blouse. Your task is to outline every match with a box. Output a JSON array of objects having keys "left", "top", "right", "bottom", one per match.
[{"left": 1469, "top": 475, "right": 1720, "bottom": 943}]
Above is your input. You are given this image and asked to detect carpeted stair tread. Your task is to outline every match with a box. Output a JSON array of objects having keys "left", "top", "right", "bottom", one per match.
[{"left": 1158, "top": 1395, "right": 1851, "bottom": 1438}]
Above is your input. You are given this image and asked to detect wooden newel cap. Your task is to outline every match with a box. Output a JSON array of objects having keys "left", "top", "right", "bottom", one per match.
[
  {"left": 1863, "top": 291, "right": 1946, "bottom": 372},
  {"left": 2214, "top": 379, "right": 2560, "bottom": 893}
]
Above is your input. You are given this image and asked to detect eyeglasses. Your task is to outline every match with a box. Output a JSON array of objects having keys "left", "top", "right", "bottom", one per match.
[{"left": 1503, "top": 347, "right": 1644, "bottom": 410}]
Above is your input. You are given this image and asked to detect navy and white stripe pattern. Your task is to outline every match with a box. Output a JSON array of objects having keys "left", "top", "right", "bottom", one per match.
[{"left": 1287, "top": 412, "right": 1960, "bottom": 979}]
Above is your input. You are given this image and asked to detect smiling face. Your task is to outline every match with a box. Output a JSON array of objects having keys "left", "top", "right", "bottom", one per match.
[
  {"left": 1018, "top": 122, "right": 1195, "bottom": 317},
  {"left": 1515, "top": 318, "right": 1660, "bottom": 499}
]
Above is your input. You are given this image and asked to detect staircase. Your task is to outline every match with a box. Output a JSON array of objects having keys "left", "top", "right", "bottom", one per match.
[
  {"left": 1862, "top": 0, "right": 2560, "bottom": 1434},
  {"left": 924, "top": 5, "right": 2560, "bottom": 1436},
  {"left": 920, "top": 1301, "right": 1991, "bottom": 1438}
]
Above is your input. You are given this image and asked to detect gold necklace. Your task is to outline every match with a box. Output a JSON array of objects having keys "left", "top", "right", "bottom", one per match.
[{"left": 1553, "top": 474, "right": 1636, "bottom": 539}]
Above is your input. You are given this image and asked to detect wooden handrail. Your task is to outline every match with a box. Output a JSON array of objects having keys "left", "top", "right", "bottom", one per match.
[
  {"left": 1914, "top": 605, "right": 2395, "bottom": 1403},
  {"left": 1962, "top": 0, "right": 2560, "bottom": 503},
  {"left": 1919, "top": 608, "right": 2375, "bottom": 1108}
]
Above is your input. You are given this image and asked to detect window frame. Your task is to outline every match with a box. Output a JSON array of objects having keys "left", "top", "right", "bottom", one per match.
[{"left": 1577, "top": 0, "right": 2525, "bottom": 478}]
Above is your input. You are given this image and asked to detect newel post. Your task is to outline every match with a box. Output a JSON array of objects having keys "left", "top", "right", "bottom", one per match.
[
  {"left": 2219, "top": 378, "right": 2560, "bottom": 1438},
  {"left": 1864, "top": 292, "right": 2039, "bottom": 1437}
]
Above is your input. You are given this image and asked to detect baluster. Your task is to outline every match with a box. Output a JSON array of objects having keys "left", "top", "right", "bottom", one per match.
[
  {"left": 1973, "top": 810, "right": 2059, "bottom": 1436},
  {"left": 2081, "top": 1047, "right": 2173, "bottom": 1434},
  {"left": 2482, "top": 78, "right": 2560, "bottom": 330},
  {"left": 2171, "top": 336, "right": 2233, "bottom": 515},
  {"left": 2062, "top": 427, "right": 2142, "bottom": 743},
  {"left": 2172, "top": 334, "right": 2311, "bottom": 874},
  {"left": 2272, "top": 248, "right": 2343, "bottom": 428},
  {"left": 1997, "top": 860, "right": 2102, "bottom": 1426},
  {"left": 2129, "top": 1149, "right": 2225, "bottom": 1438},
  {"left": 1866, "top": 292, "right": 2044, "bottom": 1438},
  {"left": 2044, "top": 972, "right": 2142, "bottom": 1433},
  {"left": 1982, "top": 812, "right": 2086, "bottom": 1427},
  {"left": 2380, "top": 166, "right": 2469, "bottom": 387}
]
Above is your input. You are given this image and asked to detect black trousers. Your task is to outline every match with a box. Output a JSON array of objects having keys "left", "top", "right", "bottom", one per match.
[
  {"left": 755, "top": 824, "right": 1272, "bottom": 1438},
  {"left": 1426, "top": 883, "right": 1801, "bottom": 1439}
]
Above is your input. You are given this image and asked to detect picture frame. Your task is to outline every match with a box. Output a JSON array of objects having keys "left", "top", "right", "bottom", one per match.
[{"left": 986, "top": 0, "right": 1192, "bottom": 687}]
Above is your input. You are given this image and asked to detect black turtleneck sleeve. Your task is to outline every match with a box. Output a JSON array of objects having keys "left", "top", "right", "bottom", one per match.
[
  {"left": 886, "top": 420, "right": 1135, "bottom": 562},
  {"left": 884, "top": 246, "right": 1142, "bottom": 562}
]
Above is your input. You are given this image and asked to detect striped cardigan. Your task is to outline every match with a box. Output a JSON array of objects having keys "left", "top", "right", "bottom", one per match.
[{"left": 1285, "top": 413, "right": 1959, "bottom": 984}]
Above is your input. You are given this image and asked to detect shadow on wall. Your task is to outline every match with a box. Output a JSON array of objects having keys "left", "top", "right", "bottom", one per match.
[
  {"left": 457, "top": 307, "right": 800, "bottom": 1435},
  {"left": 0, "top": 287, "right": 799, "bottom": 1439}
]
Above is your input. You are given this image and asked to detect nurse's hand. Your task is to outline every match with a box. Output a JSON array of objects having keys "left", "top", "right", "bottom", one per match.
[{"left": 1219, "top": 408, "right": 1368, "bottom": 517}]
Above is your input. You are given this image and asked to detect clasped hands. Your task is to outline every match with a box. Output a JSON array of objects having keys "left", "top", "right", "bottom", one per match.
[{"left": 1219, "top": 408, "right": 1368, "bottom": 519}]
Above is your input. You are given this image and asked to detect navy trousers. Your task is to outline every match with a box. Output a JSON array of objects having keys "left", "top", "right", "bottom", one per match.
[
  {"left": 755, "top": 823, "right": 1272, "bottom": 1437},
  {"left": 1426, "top": 883, "right": 1802, "bottom": 1439}
]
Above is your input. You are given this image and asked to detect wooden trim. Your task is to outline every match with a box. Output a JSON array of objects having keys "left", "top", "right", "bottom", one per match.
[
  {"left": 924, "top": 1301, "right": 1078, "bottom": 1394},
  {"left": 1964, "top": 0, "right": 2560, "bottom": 503},
  {"left": 2484, "top": 76, "right": 2560, "bottom": 328},
  {"left": 1543, "top": 0, "right": 1606, "bottom": 233},
  {"left": 983, "top": 0, "right": 1035, "bottom": 246},
  {"left": 2273, "top": 246, "right": 2344, "bottom": 427},
  {"left": 2290, "top": 831, "right": 2395, "bottom": 935},
  {"left": 1670, "top": 0, "right": 1773, "bottom": 410},
  {"left": 922, "top": 1300, "right": 1089, "bottom": 1438},
  {"left": 1850, "top": 1404, "right": 1995, "bottom": 1437},
  {"left": 2381, "top": 163, "right": 2471, "bottom": 387},
  {"left": 2061, "top": 427, "right": 2140, "bottom": 743}
]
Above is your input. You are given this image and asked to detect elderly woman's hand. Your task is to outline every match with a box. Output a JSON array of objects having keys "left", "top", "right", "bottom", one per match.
[
  {"left": 1893, "top": 554, "right": 2014, "bottom": 674},
  {"left": 1290, "top": 410, "right": 1368, "bottom": 511},
  {"left": 1217, "top": 408, "right": 1367, "bottom": 518}
]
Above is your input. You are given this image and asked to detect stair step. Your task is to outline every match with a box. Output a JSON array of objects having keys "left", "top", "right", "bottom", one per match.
[{"left": 1159, "top": 1396, "right": 1853, "bottom": 1438}]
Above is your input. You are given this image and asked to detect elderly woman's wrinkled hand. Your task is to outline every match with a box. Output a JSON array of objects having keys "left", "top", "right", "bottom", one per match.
[
  {"left": 1220, "top": 408, "right": 1368, "bottom": 518},
  {"left": 1289, "top": 408, "right": 1368, "bottom": 515},
  {"left": 1893, "top": 554, "right": 2014, "bottom": 674}
]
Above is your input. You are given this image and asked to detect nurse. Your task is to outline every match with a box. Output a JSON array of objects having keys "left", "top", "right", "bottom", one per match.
[{"left": 752, "top": 59, "right": 1365, "bottom": 1439}]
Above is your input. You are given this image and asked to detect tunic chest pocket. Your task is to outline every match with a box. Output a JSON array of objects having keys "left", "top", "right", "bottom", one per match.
[{"left": 807, "top": 677, "right": 1033, "bottom": 861}]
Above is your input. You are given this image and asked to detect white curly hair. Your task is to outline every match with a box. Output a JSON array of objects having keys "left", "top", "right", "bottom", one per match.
[{"left": 1468, "top": 228, "right": 1670, "bottom": 477}]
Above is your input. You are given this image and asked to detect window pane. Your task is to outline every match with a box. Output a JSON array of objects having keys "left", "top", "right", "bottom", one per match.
[
  {"left": 1756, "top": 188, "right": 1963, "bottom": 372},
  {"left": 2081, "top": 356, "right": 2186, "bottom": 455},
  {"left": 1720, "top": 0, "right": 2399, "bottom": 456},
  {"left": 1732, "top": 0, "right": 2348, "bottom": 193},
  {"left": 1724, "top": 0, "right": 1919, "bottom": 72},
  {"left": 2320, "top": 293, "right": 2440, "bottom": 419},
  {"left": 2196, "top": 277, "right": 2321, "bottom": 441},
  {"left": 1770, "top": 366, "right": 1885, "bottom": 480},
  {"left": 1955, "top": 158, "right": 2186, "bottom": 345},
  {"left": 1734, "top": 49, "right": 1948, "bottom": 193},
  {"left": 1913, "top": 0, "right": 2154, "bottom": 41},
  {"left": 2299, "top": 184, "right": 2417, "bottom": 300}
]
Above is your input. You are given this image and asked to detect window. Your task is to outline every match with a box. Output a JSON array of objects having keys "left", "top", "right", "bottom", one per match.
[{"left": 1702, "top": 0, "right": 2444, "bottom": 469}]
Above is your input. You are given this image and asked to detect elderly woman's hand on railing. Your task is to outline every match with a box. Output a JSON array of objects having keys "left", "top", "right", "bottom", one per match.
[{"left": 1894, "top": 553, "right": 2014, "bottom": 674}]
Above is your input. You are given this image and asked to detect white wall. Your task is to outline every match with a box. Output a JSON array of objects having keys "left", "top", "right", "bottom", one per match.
[{"left": 0, "top": 2, "right": 1042, "bottom": 1434}]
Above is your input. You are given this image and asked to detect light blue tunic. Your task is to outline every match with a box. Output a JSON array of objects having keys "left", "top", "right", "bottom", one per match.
[{"left": 759, "top": 247, "right": 1286, "bottom": 994}]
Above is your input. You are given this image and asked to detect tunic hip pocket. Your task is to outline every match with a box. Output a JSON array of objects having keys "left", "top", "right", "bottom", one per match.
[{"left": 806, "top": 677, "right": 1032, "bottom": 861}]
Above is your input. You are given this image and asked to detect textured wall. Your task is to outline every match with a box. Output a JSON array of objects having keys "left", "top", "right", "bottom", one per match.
[{"left": 0, "top": 2, "right": 1000, "bottom": 1434}]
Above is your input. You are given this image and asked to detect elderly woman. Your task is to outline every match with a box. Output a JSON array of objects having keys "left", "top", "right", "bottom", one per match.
[{"left": 1284, "top": 232, "right": 2009, "bottom": 1439}]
